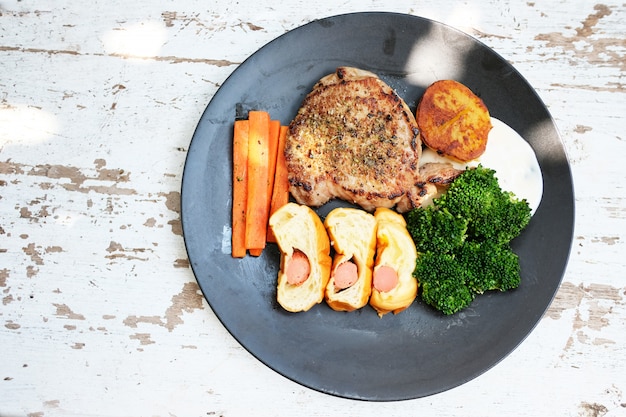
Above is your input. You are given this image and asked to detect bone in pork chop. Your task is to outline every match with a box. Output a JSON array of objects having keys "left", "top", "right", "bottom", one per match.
[{"left": 285, "top": 67, "right": 460, "bottom": 212}]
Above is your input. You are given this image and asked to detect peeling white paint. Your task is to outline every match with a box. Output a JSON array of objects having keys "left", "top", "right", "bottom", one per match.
[{"left": 1, "top": 1, "right": 624, "bottom": 416}]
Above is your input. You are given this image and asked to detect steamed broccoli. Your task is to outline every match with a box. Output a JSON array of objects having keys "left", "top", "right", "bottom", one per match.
[
  {"left": 415, "top": 252, "right": 474, "bottom": 315},
  {"left": 457, "top": 240, "right": 521, "bottom": 294},
  {"left": 435, "top": 166, "right": 531, "bottom": 244},
  {"left": 406, "top": 165, "right": 531, "bottom": 315},
  {"left": 405, "top": 206, "right": 468, "bottom": 254}
]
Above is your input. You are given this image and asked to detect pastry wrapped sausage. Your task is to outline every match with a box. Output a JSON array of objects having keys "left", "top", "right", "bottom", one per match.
[
  {"left": 323, "top": 208, "right": 377, "bottom": 312},
  {"left": 369, "top": 208, "right": 418, "bottom": 317},
  {"left": 269, "top": 203, "right": 332, "bottom": 312}
]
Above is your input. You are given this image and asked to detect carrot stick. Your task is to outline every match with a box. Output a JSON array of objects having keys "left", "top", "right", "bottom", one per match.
[
  {"left": 266, "top": 119, "right": 281, "bottom": 210},
  {"left": 245, "top": 110, "right": 271, "bottom": 255},
  {"left": 267, "top": 125, "right": 290, "bottom": 243},
  {"left": 231, "top": 120, "right": 249, "bottom": 258}
]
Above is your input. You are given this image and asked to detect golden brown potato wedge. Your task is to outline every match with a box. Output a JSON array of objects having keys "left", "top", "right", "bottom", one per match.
[{"left": 417, "top": 80, "right": 492, "bottom": 162}]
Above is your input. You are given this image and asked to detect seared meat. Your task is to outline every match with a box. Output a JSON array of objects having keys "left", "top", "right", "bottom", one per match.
[
  {"left": 285, "top": 67, "right": 461, "bottom": 212},
  {"left": 395, "top": 162, "right": 463, "bottom": 212}
]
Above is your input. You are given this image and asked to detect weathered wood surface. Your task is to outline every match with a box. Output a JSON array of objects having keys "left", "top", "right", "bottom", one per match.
[{"left": 1, "top": 1, "right": 624, "bottom": 416}]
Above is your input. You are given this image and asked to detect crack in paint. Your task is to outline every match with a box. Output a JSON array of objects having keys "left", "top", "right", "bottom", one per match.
[
  {"left": 164, "top": 281, "right": 204, "bottom": 331},
  {"left": 22, "top": 243, "right": 44, "bottom": 265},
  {"left": 1, "top": 159, "right": 137, "bottom": 196},
  {"left": 0, "top": 45, "right": 238, "bottom": 66},
  {"left": 105, "top": 241, "right": 152, "bottom": 262},
  {"left": 174, "top": 258, "right": 189, "bottom": 268},
  {"left": 159, "top": 191, "right": 180, "bottom": 213},
  {"left": 575, "top": 4, "right": 612, "bottom": 37},
  {"left": 53, "top": 303, "right": 86, "bottom": 320},
  {"left": 123, "top": 282, "right": 204, "bottom": 340},
  {"left": 159, "top": 191, "right": 181, "bottom": 235},
  {"left": 0, "top": 268, "right": 8, "bottom": 287},
  {"left": 5, "top": 320, "right": 21, "bottom": 330},
  {"left": 130, "top": 333, "right": 155, "bottom": 346},
  {"left": 547, "top": 281, "right": 623, "bottom": 355},
  {"left": 3, "top": 294, "right": 14, "bottom": 306},
  {"left": 534, "top": 4, "right": 626, "bottom": 76},
  {"left": 579, "top": 401, "right": 609, "bottom": 417}
]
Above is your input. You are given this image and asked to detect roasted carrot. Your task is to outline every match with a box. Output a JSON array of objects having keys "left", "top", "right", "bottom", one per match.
[
  {"left": 245, "top": 110, "right": 271, "bottom": 255},
  {"left": 266, "top": 119, "right": 281, "bottom": 210},
  {"left": 267, "top": 125, "right": 290, "bottom": 243},
  {"left": 260, "top": 119, "right": 281, "bottom": 246},
  {"left": 232, "top": 120, "right": 249, "bottom": 258}
]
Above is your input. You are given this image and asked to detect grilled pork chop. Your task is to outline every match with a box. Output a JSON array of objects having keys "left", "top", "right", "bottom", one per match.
[{"left": 285, "top": 67, "right": 460, "bottom": 212}]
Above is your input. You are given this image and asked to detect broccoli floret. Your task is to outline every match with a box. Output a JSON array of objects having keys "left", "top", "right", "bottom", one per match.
[
  {"left": 414, "top": 252, "right": 474, "bottom": 315},
  {"left": 456, "top": 240, "right": 521, "bottom": 294},
  {"left": 435, "top": 166, "right": 532, "bottom": 244},
  {"left": 405, "top": 206, "right": 468, "bottom": 254}
]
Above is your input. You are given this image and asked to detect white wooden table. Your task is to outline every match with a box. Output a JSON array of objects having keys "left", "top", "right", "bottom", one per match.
[{"left": 1, "top": 1, "right": 625, "bottom": 416}]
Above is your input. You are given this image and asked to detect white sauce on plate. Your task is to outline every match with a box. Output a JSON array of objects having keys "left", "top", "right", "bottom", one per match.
[{"left": 420, "top": 117, "right": 543, "bottom": 213}]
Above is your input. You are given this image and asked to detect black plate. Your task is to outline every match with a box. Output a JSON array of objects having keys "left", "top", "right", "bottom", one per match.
[{"left": 181, "top": 12, "right": 574, "bottom": 401}]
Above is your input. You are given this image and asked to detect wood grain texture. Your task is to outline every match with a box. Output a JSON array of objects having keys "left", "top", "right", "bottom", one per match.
[{"left": 1, "top": 0, "right": 624, "bottom": 416}]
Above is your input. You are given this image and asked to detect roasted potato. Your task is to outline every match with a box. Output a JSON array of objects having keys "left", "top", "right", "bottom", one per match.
[{"left": 417, "top": 80, "right": 492, "bottom": 162}]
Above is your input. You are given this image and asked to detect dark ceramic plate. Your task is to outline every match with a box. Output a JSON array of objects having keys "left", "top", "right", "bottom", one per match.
[{"left": 181, "top": 12, "right": 574, "bottom": 401}]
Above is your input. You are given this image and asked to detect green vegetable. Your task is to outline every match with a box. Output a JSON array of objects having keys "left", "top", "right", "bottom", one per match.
[
  {"left": 405, "top": 206, "right": 468, "bottom": 254},
  {"left": 457, "top": 240, "right": 521, "bottom": 294},
  {"left": 405, "top": 165, "right": 531, "bottom": 315},
  {"left": 416, "top": 252, "right": 474, "bottom": 315},
  {"left": 435, "top": 165, "right": 531, "bottom": 244}
]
